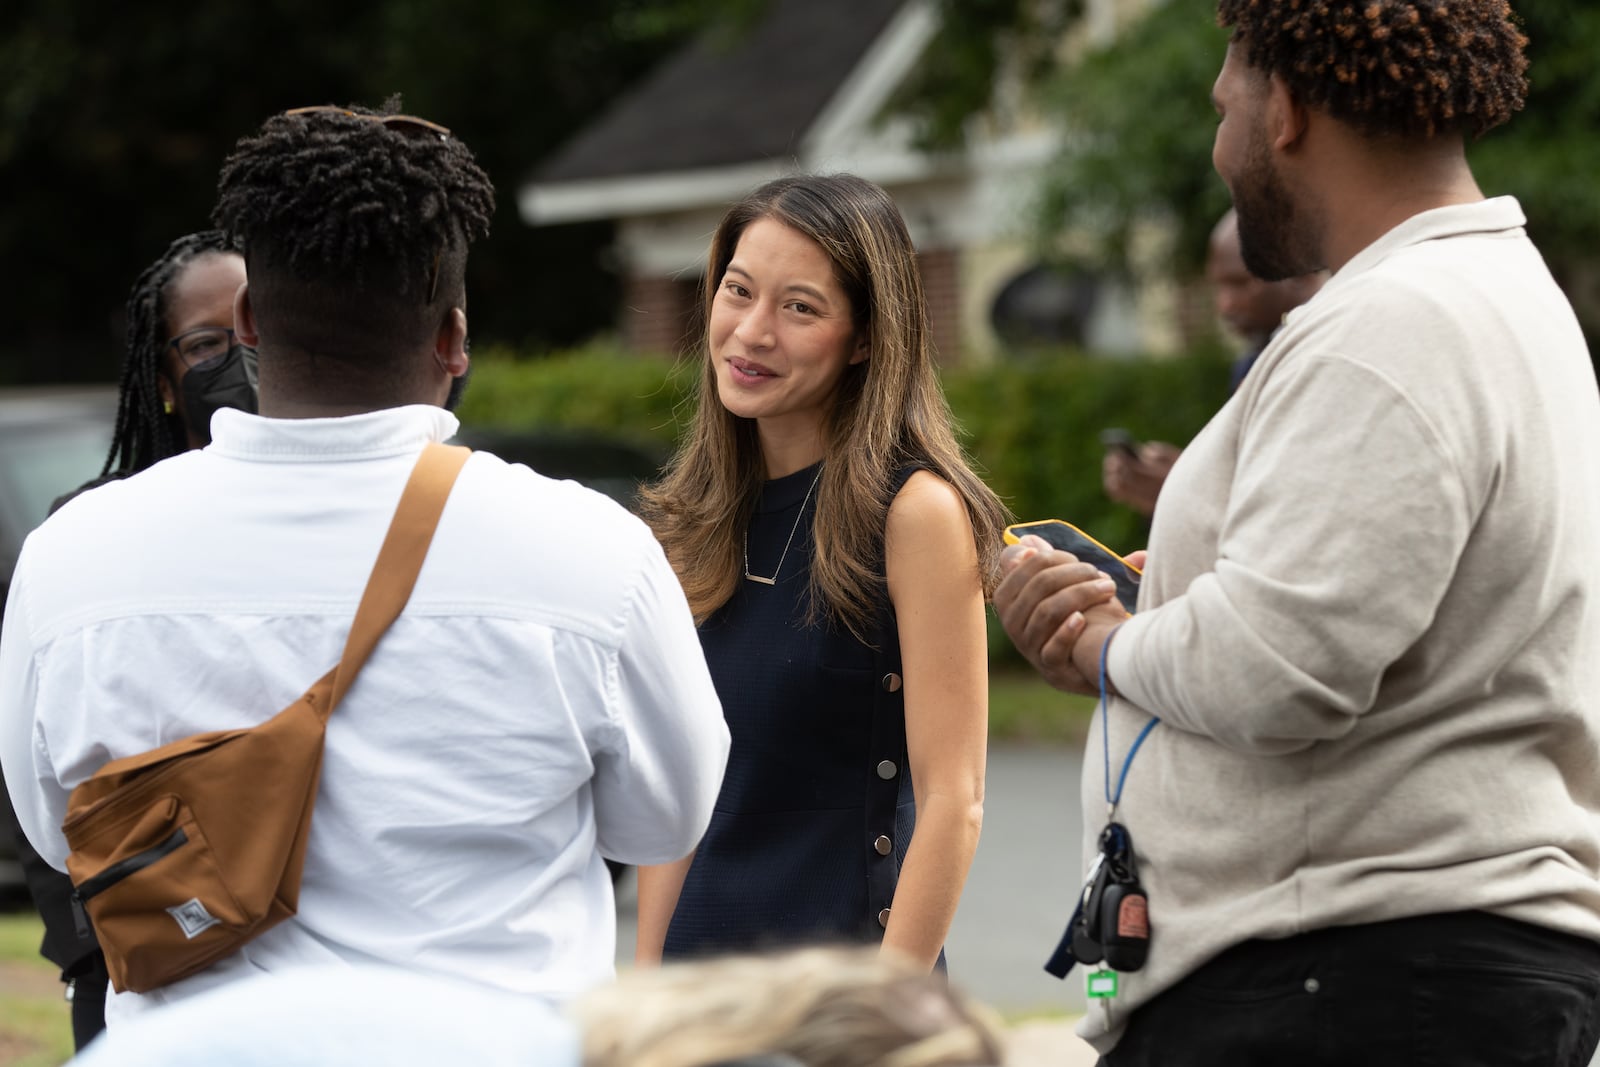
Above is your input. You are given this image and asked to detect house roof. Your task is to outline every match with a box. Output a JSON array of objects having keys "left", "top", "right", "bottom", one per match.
[{"left": 534, "top": 0, "right": 907, "bottom": 184}]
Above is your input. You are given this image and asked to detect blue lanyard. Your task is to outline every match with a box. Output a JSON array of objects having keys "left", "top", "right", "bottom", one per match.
[{"left": 1100, "top": 623, "right": 1159, "bottom": 812}]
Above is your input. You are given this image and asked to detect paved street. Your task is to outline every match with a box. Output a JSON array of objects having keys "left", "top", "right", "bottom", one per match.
[{"left": 614, "top": 741, "right": 1098, "bottom": 1065}]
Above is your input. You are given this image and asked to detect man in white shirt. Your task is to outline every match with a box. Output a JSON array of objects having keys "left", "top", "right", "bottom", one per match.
[
  {"left": 997, "top": 2, "right": 1600, "bottom": 1063},
  {"left": 0, "top": 104, "right": 729, "bottom": 1026}
]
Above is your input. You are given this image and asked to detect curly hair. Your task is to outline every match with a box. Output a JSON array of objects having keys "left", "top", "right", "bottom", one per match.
[
  {"left": 1217, "top": 0, "right": 1529, "bottom": 139},
  {"left": 211, "top": 100, "right": 494, "bottom": 360},
  {"left": 103, "top": 230, "right": 239, "bottom": 476}
]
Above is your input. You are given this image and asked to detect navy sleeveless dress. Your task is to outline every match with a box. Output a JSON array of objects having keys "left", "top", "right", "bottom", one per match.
[{"left": 663, "top": 461, "right": 921, "bottom": 956}]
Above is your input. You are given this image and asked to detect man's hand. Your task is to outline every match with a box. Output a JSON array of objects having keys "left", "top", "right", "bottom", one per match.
[
  {"left": 994, "top": 536, "right": 1127, "bottom": 695},
  {"left": 1103, "top": 442, "right": 1182, "bottom": 516}
]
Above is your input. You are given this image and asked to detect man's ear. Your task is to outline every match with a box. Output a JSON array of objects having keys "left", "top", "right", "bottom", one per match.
[
  {"left": 1267, "top": 73, "right": 1309, "bottom": 152},
  {"left": 234, "top": 284, "right": 259, "bottom": 347},
  {"left": 435, "top": 306, "right": 469, "bottom": 377}
]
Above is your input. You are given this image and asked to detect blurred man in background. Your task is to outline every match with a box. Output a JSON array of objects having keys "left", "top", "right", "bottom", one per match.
[{"left": 1102, "top": 209, "right": 1323, "bottom": 516}]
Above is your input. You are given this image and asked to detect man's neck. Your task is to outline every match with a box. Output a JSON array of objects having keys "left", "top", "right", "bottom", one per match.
[
  {"left": 255, "top": 349, "right": 443, "bottom": 418},
  {"left": 1314, "top": 133, "right": 1484, "bottom": 274},
  {"left": 257, "top": 398, "right": 428, "bottom": 419}
]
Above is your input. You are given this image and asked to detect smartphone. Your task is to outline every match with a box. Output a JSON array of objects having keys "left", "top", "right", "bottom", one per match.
[
  {"left": 1099, "top": 428, "right": 1141, "bottom": 460},
  {"left": 1003, "top": 519, "right": 1141, "bottom": 612}
]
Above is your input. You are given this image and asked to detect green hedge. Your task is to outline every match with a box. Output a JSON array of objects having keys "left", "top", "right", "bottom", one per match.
[
  {"left": 457, "top": 341, "right": 1232, "bottom": 548},
  {"left": 458, "top": 343, "right": 1232, "bottom": 667},
  {"left": 942, "top": 348, "right": 1231, "bottom": 550},
  {"left": 457, "top": 341, "right": 697, "bottom": 453}
]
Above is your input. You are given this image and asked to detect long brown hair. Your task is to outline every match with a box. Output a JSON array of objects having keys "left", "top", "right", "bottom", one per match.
[{"left": 638, "top": 174, "right": 1010, "bottom": 641}]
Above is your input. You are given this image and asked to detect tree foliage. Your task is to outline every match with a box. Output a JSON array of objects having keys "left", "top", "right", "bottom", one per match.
[
  {"left": 1033, "top": 0, "right": 1230, "bottom": 277},
  {"left": 1469, "top": 0, "right": 1600, "bottom": 330},
  {"left": 890, "top": 0, "right": 1084, "bottom": 149},
  {"left": 903, "top": 0, "right": 1600, "bottom": 336},
  {"left": 0, "top": 0, "right": 727, "bottom": 384}
]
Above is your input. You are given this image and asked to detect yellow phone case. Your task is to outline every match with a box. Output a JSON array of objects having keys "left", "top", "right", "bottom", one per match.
[{"left": 1003, "top": 519, "right": 1141, "bottom": 611}]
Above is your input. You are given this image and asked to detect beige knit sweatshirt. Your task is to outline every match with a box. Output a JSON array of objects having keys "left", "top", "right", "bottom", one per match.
[{"left": 1081, "top": 197, "right": 1600, "bottom": 1052}]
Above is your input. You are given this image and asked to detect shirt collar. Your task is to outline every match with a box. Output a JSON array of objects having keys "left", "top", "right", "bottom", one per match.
[
  {"left": 1336, "top": 195, "right": 1526, "bottom": 282},
  {"left": 208, "top": 405, "right": 461, "bottom": 461},
  {"left": 1276, "top": 196, "right": 1525, "bottom": 337}
]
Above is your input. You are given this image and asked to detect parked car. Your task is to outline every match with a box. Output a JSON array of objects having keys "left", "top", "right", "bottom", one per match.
[
  {"left": 0, "top": 387, "right": 664, "bottom": 904},
  {"left": 0, "top": 388, "right": 118, "bottom": 903},
  {"left": 0, "top": 388, "right": 120, "bottom": 605}
]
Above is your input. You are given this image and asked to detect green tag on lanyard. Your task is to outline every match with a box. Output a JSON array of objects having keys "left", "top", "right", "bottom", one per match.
[{"left": 1087, "top": 969, "right": 1120, "bottom": 999}]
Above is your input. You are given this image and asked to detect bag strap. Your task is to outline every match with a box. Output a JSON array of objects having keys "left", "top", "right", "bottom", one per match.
[{"left": 305, "top": 442, "right": 472, "bottom": 721}]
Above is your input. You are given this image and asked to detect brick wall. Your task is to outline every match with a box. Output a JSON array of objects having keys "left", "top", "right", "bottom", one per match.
[
  {"left": 623, "top": 275, "right": 700, "bottom": 356},
  {"left": 919, "top": 247, "right": 961, "bottom": 366}
]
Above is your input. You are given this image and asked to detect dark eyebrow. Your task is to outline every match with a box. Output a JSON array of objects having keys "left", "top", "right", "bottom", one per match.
[
  {"left": 786, "top": 283, "right": 833, "bottom": 308},
  {"left": 722, "top": 263, "right": 836, "bottom": 310}
]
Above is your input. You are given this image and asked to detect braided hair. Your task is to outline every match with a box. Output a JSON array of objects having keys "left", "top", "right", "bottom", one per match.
[
  {"left": 1217, "top": 0, "right": 1529, "bottom": 139},
  {"left": 102, "top": 230, "right": 239, "bottom": 476},
  {"left": 211, "top": 101, "right": 494, "bottom": 372}
]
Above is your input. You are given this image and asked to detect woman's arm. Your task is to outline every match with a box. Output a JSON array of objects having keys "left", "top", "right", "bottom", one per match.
[
  {"left": 633, "top": 854, "right": 695, "bottom": 966},
  {"left": 879, "top": 471, "right": 990, "bottom": 970}
]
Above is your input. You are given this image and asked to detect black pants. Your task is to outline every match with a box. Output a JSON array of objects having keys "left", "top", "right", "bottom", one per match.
[
  {"left": 67, "top": 953, "right": 109, "bottom": 1051},
  {"left": 1101, "top": 912, "right": 1600, "bottom": 1067}
]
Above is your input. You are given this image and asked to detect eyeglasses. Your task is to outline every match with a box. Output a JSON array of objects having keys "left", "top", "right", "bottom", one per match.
[
  {"left": 283, "top": 106, "right": 451, "bottom": 141},
  {"left": 167, "top": 326, "right": 236, "bottom": 369}
]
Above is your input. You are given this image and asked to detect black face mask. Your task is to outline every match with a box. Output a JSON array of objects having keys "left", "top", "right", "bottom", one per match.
[{"left": 181, "top": 344, "right": 259, "bottom": 443}]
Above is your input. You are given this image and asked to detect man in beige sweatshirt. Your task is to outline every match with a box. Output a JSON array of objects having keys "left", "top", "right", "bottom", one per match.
[{"left": 997, "top": 2, "right": 1600, "bottom": 1062}]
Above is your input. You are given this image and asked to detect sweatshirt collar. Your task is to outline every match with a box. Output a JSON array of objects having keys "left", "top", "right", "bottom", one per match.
[
  {"left": 1275, "top": 196, "right": 1525, "bottom": 336},
  {"left": 1337, "top": 195, "right": 1526, "bottom": 281}
]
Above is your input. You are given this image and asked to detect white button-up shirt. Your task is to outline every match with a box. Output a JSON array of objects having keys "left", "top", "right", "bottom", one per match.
[{"left": 0, "top": 404, "right": 728, "bottom": 1024}]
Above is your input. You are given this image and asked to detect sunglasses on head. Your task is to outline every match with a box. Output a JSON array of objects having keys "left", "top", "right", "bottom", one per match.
[{"left": 282, "top": 106, "right": 451, "bottom": 141}]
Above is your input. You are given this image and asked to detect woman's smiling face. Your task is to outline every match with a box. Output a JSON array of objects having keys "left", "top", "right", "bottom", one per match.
[{"left": 709, "top": 217, "right": 867, "bottom": 438}]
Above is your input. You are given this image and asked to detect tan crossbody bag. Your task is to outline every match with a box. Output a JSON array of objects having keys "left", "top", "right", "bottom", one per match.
[{"left": 60, "top": 442, "right": 470, "bottom": 994}]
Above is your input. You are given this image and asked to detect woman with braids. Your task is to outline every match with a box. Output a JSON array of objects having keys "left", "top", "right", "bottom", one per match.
[
  {"left": 997, "top": 1, "right": 1600, "bottom": 1063},
  {"left": 54, "top": 230, "right": 256, "bottom": 506},
  {"left": 17, "top": 229, "right": 256, "bottom": 1050},
  {"left": 634, "top": 175, "right": 1010, "bottom": 972}
]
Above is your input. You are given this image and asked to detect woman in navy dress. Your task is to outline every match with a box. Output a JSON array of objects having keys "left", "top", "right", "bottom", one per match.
[{"left": 636, "top": 174, "right": 1009, "bottom": 971}]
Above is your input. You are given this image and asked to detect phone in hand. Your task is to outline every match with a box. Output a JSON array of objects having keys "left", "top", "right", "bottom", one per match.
[
  {"left": 1099, "top": 428, "right": 1142, "bottom": 460},
  {"left": 1003, "top": 519, "right": 1141, "bottom": 612}
]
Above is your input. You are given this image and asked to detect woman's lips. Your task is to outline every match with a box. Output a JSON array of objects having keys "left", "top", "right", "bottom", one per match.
[{"left": 728, "top": 356, "right": 777, "bottom": 380}]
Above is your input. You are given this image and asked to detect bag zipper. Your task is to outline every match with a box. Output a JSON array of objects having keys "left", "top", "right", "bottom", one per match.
[{"left": 69, "top": 827, "right": 189, "bottom": 938}]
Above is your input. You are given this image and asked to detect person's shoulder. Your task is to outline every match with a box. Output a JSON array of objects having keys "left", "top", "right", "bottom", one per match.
[
  {"left": 463, "top": 450, "right": 644, "bottom": 524},
  {"left": 47, "top": 469, "right": 130, "bottom": 516},
  {"left": 452, "top": 451, "right": 665, "bottom": 578},
  {"left": 886, "top": 469, "right": 973, "bottom": 548},
  {"left": 28, "top": 459, "right": 184, "bottom": 554},
  {"left": 889, "top": 468, "right": 963, "bottom": 516}
]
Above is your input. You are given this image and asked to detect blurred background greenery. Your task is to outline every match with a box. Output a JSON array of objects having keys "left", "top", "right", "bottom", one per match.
[{"left": 4, "top": 0, "right": 1595, "bottom": 385}]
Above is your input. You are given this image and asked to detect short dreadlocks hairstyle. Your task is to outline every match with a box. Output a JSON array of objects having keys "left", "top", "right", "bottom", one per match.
[
  {"left": 211, "top": 101, "right": 494, "bottom": 370},
  {"left": 102, "top": 230, "right": 239, "bottom": 476},
  {"left": 1217, "top": 0, "right": 1529, "bottom": 139}
]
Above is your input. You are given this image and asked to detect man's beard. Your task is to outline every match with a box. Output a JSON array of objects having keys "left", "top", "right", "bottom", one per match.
[{"left": 1233, "top": 133, "right": 1315, "bottom": 282}]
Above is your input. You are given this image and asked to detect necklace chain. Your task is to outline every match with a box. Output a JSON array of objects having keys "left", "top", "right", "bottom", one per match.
[{"left": 744, "top": 465, "right": 823, "bottom": 585}]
